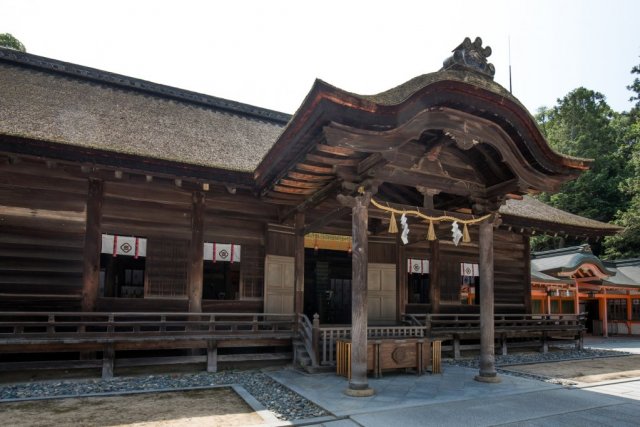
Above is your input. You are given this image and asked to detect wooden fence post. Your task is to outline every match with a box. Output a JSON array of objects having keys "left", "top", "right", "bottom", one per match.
[{"left": 312, "top": 313, "right": 320, "bottom": 367}]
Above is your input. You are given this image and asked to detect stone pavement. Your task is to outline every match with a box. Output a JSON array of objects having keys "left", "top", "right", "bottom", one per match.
[
  {"left": 584, "top": 335, "right": 640, "bottom": 354},
  {"left": 268, "top": 336, "right": 640, "bottom": 426}
]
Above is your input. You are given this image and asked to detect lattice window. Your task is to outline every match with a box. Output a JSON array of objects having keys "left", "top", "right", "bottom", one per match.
[
  {"left": 145, "top": 238, "right": 189, "bottom": 297},
  {"left": 241, "top": 245, "right": 264, "bottom": 299},
  {"left": 607, "top": 299, "right": 627, "bottom": 321}
]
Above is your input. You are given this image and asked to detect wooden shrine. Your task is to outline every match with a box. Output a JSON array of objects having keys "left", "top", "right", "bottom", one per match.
[{"left": 0, "top": 38, "right": 621, "bottom": 386}]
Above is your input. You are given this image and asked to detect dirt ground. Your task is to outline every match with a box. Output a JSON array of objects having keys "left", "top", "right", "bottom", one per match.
[
  {"left": 0, "top": 388, "right": 266, "bottom": 427},
  {"left": 503, "top": 355, "right": 640, "bottom": 383}
]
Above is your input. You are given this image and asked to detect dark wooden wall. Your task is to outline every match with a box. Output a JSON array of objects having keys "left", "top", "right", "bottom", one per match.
[
  {"left": 0, "top": 161, "right": 275, "bottom": 312},
  {"left": 405, "top": 226, "right": 528, "bottom": 314},
  {"left": 0, "top": 163, "right": 87, "bottom": 311}
]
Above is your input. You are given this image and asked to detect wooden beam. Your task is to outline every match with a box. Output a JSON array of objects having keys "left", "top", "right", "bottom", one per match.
[
  {"left": 306, "top": 153, "right": 359, "bottom": 166},
  {"left": 273, "top": 185, "right": 317, "bottom": 195},
  {"left": 297, "top": 163, "right": 334, "bottom": 175},
  {"left": 372, "top": 167, "right": 484, "bottom": 197},
  {"left": 188, "top": 191, "right": 205, "bottom": 313},
  {"left": 288, "top": 171, "right": 333, "bottom": 182},
  {"left": 279, "top": 179, "right": 324, "bottom": 189},
  {"left": 81, "top": 178, "right": 104, "bottom": 312},
  {"left": 303, "top": 207, "right": 351, "bottom": 234},
  {"left": 294, "top": 212, "right": 305, "bottom": 319},
  {"left": 316, "top": 144, "right": 357, "bottom": 157},
  {"left": 280, "top": 180, "right": 341, "bottom": 221}
]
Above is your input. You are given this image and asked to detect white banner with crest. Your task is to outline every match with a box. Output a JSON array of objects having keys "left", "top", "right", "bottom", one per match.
[
  {"left": 204, "top": 243, "right": 241, "bottom": 263},
  {"left": 101, "top": 234, "right": 147, "bottom": 258},
  {"left": 460, "top": 263, "right": 479, "bottom": 277},
  {"left": 407, "top": 258, "right": 429, "bottom": 274}
]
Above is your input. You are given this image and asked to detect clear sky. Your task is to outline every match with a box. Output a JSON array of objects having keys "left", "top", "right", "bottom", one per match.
[{"left": 1, "top": 0, "right": 639, "bottom": 115}]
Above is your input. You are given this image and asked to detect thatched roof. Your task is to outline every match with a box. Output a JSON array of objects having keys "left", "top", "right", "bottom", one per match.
[{"left": 0, "top": 48, "right": 289, "bottom": 173}]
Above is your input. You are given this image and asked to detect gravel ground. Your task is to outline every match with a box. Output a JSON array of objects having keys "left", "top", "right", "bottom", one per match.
[
  {"left": 0, "top": 369, "right": 328, "bottom": 421},
  {"left": 444, "top": 348, "right": 631, "bottom": 385}
]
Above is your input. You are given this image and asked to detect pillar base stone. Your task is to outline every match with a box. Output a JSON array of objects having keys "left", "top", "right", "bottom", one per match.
[
  {"left": 474, "top": 374, "right": 502, "bottom": 383},
  {"left": 344, "top": 386, "right": 375, "bottom": 397}
]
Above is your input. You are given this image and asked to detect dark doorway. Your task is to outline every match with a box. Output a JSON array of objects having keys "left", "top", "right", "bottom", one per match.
[
  {"left": 304, "top": 248, "right": 352, "bottom": 324},
  {"left": 202, "top": 262, "right": 240, "bottom": 300},
  {"left": 581, "top": 299, "right": 600, "bottom": 333},
  {"left": 100, "top": 254, "right": 145, "bottom": 298},
  {"left": 408, "top": 273, "right": 430, "bottom": 304}
]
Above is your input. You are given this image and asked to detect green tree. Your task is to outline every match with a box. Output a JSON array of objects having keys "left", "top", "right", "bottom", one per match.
[
  {"left": 537, "top": 88, "right": 628, "bottom": 221},
  {"left": 0, "top": 33, "right": 26, "bottom": 52},
  {"left": 604, "top": 60, "right": 640, "bottom": 258},
  {"left": 628, "top": 56, "right": 640, "bottom": 109}
]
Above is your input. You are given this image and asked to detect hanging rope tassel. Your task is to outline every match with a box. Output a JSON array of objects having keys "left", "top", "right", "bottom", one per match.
[
  {"left": 388, "top": 212, "right": 398, "bottom": 234},
  {"left": 427, "top": 220, "right": 437, "bottom": 241},
  {"left": 462, "top": 223, "right": 471, "bottom": 243}
]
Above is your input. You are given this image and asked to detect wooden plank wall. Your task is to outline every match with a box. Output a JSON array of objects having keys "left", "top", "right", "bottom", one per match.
[
  {"left": 0, "top": 161, "right": 278, "bottom": 312},
  {"left": 0, "top": 163, "right": 87, "bottom": 311},
  {"left": 405, "top": 225, "right": 528, "bottom": 314}
]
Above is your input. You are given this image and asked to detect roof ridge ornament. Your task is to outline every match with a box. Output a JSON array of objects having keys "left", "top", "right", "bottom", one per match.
[{"left": 442, "top": 37, "right": 495, "bottom": 79}]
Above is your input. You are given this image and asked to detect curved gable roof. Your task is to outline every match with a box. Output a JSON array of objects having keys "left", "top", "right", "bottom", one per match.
[
  {"left": 531, "top": 245, "right": 615, "bottom": 277},
  {"left": 255, "top": 67, "right": 591, "bottom": 199}
]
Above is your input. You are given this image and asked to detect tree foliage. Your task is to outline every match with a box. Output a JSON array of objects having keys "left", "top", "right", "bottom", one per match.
[
  {"left": 535, "top": 88, "right": 629, "bottom": 224},
  {"left": 604, "top": 59, "right": 640, "bottom": 258},
  {"left": 0, "top": 33, "right": 26, "bottom": 52},
  {"left": 533, "top": 59, "right": 640, "bottom": 259}
]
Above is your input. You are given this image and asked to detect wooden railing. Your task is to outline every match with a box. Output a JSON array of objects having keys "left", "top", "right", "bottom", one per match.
[
  {"left": 297, "top": 313, "right": 319, "bottom": 367},
  {"left": 318, "top": 324, "right": 425, "bottom": 366},
  {"left": 0, "top": 312, "right": 296, "bottom": 340},
  {"left": 406, "top": 313, "right": 587, "bottom": 334}
]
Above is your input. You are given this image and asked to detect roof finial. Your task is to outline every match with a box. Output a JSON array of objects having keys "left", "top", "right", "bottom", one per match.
[{"left": 442, "top": 37, "right": 495, "bottom": 79}]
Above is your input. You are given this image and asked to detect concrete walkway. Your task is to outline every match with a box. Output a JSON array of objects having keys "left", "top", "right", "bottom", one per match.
[{"left": 268, "top": 336, "right": 640, "bottom": 426}]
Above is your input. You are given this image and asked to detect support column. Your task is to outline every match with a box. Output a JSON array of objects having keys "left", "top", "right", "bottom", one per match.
[
  {"left": 574, "top": 283, "right": 580, "bottom": 315},
  {"left": 475, "top": 218, "right": 500, "bottom": 383},
  {"left": 395, "top": 233, "right": 406, "bottom": 322},
  {"left": 429, "top": 240, "right": 441, "bottom": 313},
  {"left": 188, "top": 191, "right": 205, "bottom": 313},
  {"left": 294, "top": 212, "right": 305, "bottom": 320},
  {"left": 81, "top": 179, "right": 104, "bottom": 312},
  {"left": 523, "top": 236, "right": 532, "bottom": 313},
  {"left": 602, "top": 289, "right": 608, "bottom": 337},
  {"left": 345, "top": 191, "right": 374, "bottom": 397}
]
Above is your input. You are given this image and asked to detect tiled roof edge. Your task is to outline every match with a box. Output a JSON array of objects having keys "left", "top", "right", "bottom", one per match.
[
  {"left": 531, "top": 244, "right": 591, "bottom": 259},
  {"left": 0, "top": 47, "right": 292, "bottom": 125}
]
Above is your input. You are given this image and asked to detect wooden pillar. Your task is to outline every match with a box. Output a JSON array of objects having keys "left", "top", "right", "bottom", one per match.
[
  {"left": 188, "top": 191, "right": 205, "bottom": 313},
  {"left": 207, "top": 340, "right": 218, "bottom": 373},
  {"left": 344, "top": 191, "right": 374, "bottom": 396},
  {"left": 475, "top": 218, "right": 500, "bottom": 382},
  {"left": 546, "top": 291, "right": 552, "bottom": 315},
  {"left": 396, "top": 233, "right": 406, "bottom": 322},
  {"left": 523, "top": 236, "right": 532, "bottom": 313},
  {"left": 602, "top": 289, "right": 608, "bottom": 337},
  {"left": 429, "top": 240, "right": 440, "bottom": 313},
  {"left": 81, "top": 179, "right": 104, "bottom": 312},
  {"left": 294, "top": 212, "right": 305, "bottom": 319},
  {"left": 574, "top": 283, "right": 580, "bottom": 315},
  {"left": 102, "top": 343, "right": 114, "bottom": 379}
]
